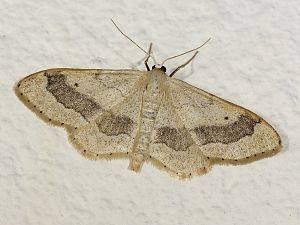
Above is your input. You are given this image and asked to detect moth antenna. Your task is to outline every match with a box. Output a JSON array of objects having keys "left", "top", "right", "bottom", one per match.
[
  {"left": 111, "top": 19, "right": 154, "bottom": 62},
  {"left": 169, "top": 51, "right": 198, "bottom": 77},
  {"left": 148, "top": 44, "right": 157, "bottom": 65},
  {"left": 144, "top": 43, "right": 158, "bottom": 70},
  {"left": 160, "top": 37, "right": 211, "bottom": 65}
]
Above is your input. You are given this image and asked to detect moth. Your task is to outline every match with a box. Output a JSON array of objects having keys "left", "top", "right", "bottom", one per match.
[{"left": 15, "top": 22, "right": 281, "bottom": 179}]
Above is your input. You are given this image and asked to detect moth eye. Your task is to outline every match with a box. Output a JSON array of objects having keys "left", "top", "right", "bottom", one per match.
[
  {"left": 161, "top": 66, "right": 166, "bottom": 72},
  {"left": 152, "top": 65, "right": 156, "bottom": 69}
]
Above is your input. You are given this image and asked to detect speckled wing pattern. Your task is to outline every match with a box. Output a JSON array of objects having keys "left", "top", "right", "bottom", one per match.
[{"left": 15, "top": 68, "right": 281, "bottom": 179}]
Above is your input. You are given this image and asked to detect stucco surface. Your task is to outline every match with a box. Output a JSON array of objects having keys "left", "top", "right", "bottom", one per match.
[{"left": 0, "top": 0, "right": 299, "bottom": 224}]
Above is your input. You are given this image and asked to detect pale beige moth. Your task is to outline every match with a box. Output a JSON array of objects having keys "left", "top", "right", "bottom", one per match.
[{"left": 15, "top": 30, "right": 281, "bottom": 179}]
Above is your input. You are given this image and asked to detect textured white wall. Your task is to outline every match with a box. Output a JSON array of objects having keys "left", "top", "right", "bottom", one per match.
[{"left": 1, "top": 0, "right": 299, "bottom": 224}]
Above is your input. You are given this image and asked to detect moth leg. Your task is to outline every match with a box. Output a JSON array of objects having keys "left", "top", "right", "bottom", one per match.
[
  {"left": 169, "top": 51, "right": 199, "bottom": 77},
  {"left": 128, "top": 153, "right": 144, "bottom": 172},
  {"left": 144, "top": 43, "right": 153, "bottom": 71}
]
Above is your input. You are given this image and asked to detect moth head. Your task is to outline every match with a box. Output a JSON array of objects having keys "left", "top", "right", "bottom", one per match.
[{"left": 152, "top": 65, "right": 167, "bottom": 73}]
